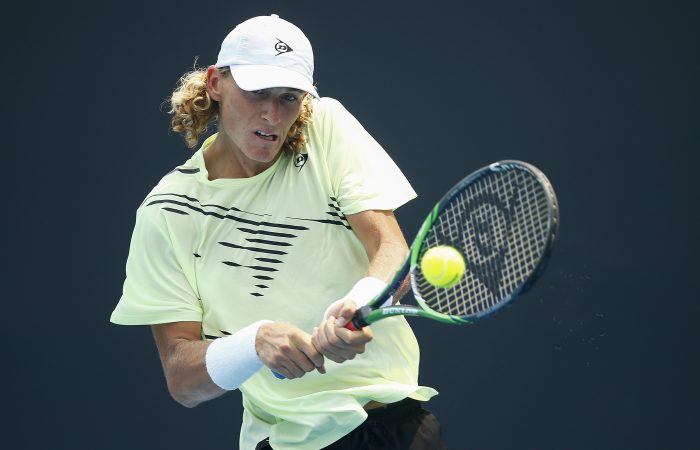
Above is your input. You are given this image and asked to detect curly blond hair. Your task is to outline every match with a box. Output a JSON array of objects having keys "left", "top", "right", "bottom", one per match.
[{"left": 168, "top": 67, "right": 313, "bottom": 152}]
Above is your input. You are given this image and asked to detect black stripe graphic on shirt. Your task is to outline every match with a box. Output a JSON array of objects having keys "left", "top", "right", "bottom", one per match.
[
  {"left": 219, "top": 241, "right": 287, "bottom": 255},
  {"left": 329, "top": 198, "right": 351, "bottom": 227},
  {"left": 146, "top": 193, "right": 253, "bottom": 214},
  {"left": 148, "top": 193, "right": 268, "bottom": 216},
  {"left": 148, "top": 194, "right": 351, "bottom": 234},
  {"left": 237, "top": 228, "right": 297, "bottom": 238},
  {"left": 202, "top": 204, "right": 268, "bottom": 216},
  {"left": 163, "top": 207, "right": 189, "bottom": 215},
  {"left": 282, "top": 197, "right": 353, "bottom": 229},
  {"left": 150, "top": 192, "right": 200, "bottom": 203},
  {"left": 150, "top": 192, "right": 200, "bottom": 204},
  {"left": 222, "top": 257, "right": 277, "bottom": 297},
  {"left": 166, "top": 167, "right": 200, "bottom": 176},
  {"left": 245, "top": 238, "right": 291, "bottom": 247},
  {"left": 148, "top": 199, "right": 235, "bottom": 220},
  {"left": 148, "top": 194, "right": 357, "bottom": 298},
  {"left": 257, "top": 221, "right": 308, "bottom": 231},
  {"left": 222, "top": 261, "right": 278, "bottom": 272},
  {"left": 204, "top": 330, "right": 232, "bottom": 340},
  {"left": 148, "top": 199, "right": 309, "bottom": 231},
  {"left": 285, "top": 217, "right": 352, "bottom": 229},
  {"left": 256, "top": 258, "right": 282, "bottom": 264}
]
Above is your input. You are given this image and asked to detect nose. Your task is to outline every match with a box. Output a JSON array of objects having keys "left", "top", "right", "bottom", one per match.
[{"left": 261, "top": 98, "right": 281, "bottom": 125}]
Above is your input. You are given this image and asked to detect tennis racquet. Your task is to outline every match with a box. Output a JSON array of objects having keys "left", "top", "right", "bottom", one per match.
[
  {"left": 273, "top": 160, "right": 558, "bottom": 378},
  {"left": 346, "top": 159, "right": 559, "bottom": 330}
]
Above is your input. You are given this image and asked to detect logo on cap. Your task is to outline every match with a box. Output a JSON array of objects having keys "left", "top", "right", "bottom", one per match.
[{"left": 275, "top": 38, "right": 293, "bottom": 56}]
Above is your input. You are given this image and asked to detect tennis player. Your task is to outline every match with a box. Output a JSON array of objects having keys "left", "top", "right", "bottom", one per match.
[{"left": 111, "top": 14, "right": 446, "bottom": 449}]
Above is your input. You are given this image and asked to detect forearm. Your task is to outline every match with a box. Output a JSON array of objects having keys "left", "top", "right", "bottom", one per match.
[
  {"left": 366, "top": 239, "right": 411, "bottom": 303},
  {"left": 161, "top": 338, "right": 225, "bottom": 408},
  {"left": 346, "top": 209, "right": 411, "bottom": 304},
  {"left": 155, "top": 319, "right": 322, "bottom": 404},
  {"left": 152, "top": 323, "right": 226, "bottom": 408},
  {"left": 366, "top": 238, "right": 407, "bottom": 280}
]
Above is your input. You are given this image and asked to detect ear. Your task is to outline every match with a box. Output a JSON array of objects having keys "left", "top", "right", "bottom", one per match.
[{"left": 207, "top": 66, "right": 223, "bottom": 102}]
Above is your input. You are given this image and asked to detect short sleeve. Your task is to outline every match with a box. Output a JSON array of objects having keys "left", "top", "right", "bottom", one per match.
[
  {"left": 110, "top": 204, "right": 202, "bottom": 325},
  {"left": 314, "top": 98, "right": 417, "bottom": 215}
]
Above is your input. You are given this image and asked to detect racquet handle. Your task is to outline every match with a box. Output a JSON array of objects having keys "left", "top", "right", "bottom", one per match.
[{"left": 345, "top": 305, "right": 371, "bottom": 331}]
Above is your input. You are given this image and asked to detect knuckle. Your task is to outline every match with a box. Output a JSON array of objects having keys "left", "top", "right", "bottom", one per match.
[{"left": 278, "top": 343, "right": 292, "bottom": 353}]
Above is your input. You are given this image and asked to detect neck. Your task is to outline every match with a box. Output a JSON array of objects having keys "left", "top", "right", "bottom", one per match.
[{"left": 203, "top": 135, "right": 279, "bottom": 180}]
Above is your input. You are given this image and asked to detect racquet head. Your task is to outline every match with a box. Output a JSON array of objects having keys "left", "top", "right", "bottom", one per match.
[{"left": 408, "top": 160, "right": 559, "bottom": 324}]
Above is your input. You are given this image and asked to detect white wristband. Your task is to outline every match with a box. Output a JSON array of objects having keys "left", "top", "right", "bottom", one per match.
[
  {"left": 323, "top": 277, "right": 389, "bottom": 320},
  {"left": 205, "top": 319, "right": 272, "bottom": 390}
]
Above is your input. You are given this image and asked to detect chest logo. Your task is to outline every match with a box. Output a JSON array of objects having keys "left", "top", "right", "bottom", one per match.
[{"left": 294, "top": 153, "right": 308, "bottom": 172}]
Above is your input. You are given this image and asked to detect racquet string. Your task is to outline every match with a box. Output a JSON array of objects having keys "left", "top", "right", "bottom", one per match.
[{"left": 414, "top": 167, "right": 553, "bottom": 319}]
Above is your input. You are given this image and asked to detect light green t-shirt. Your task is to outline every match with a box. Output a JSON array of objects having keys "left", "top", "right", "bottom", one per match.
[{"left": 111, "top": 97, "right": 437, "bottom": 449}]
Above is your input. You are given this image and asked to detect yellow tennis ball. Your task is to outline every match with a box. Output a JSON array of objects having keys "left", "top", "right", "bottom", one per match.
[{"left": 420, "top": 246, "right": 466, "bottom": 288}]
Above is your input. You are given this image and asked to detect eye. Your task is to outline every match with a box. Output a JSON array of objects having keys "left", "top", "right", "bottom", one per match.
[
  {"left": 250, "top": 89, "right": 269, "bottom": 97},
  {"left": 281, "top": 93, "right": 299, "bottom": 103}
]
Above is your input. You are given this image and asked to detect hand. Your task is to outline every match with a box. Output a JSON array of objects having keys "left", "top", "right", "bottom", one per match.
[
  {"left": 255, "top": 322, "right": 326, "bottom": 379},
  {"left": 312, "top": 300, "right": 373, "bottom": 364}
]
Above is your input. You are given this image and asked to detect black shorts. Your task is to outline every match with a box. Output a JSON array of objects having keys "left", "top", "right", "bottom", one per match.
[{"left": 255, "top": 398, "right": 447, "bottom": 449}]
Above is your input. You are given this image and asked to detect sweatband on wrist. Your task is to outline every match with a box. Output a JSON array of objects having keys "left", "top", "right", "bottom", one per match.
[
  {"left": 323, "top": 277, "right": 389, "bottom": 320},
  {"left": 205, "top": 319, "right": 272, "bottom": 390}
]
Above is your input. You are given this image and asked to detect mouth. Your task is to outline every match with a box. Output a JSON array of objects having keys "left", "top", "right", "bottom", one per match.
[{"left": 254, "top": 130, "right": 278, "bottom": 142}]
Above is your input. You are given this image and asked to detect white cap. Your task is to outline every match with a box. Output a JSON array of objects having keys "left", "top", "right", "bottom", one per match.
[{"left": 215, "top": 14, "right": 318, "bottom": 98}]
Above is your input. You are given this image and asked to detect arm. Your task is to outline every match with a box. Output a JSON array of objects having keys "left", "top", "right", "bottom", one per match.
[
  {"left": 348, "top": 209, "right": 410, "bottom": 300},
  {"left": 151, "top": 321, "right": 223, "bottom": 408},
  {"left": 152, "top": 321, "right": 326, "bottom": 408},
  {"left": 312, "top": 209, "right": 409, "bottom": 363}
]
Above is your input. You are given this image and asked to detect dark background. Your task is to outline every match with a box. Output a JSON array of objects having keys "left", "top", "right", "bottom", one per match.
[{"left": 5, "top": 0, "right": 698, "bottom": 449}]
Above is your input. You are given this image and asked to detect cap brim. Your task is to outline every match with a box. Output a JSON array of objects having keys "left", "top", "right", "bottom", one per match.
[{"left": 229, "top": 65, "right": 319, "bottom": 98}]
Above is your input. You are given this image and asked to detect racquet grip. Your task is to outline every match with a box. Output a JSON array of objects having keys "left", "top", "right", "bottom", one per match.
[{"left": 346, "top": 306, "right": 371, "bottom": 330}]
